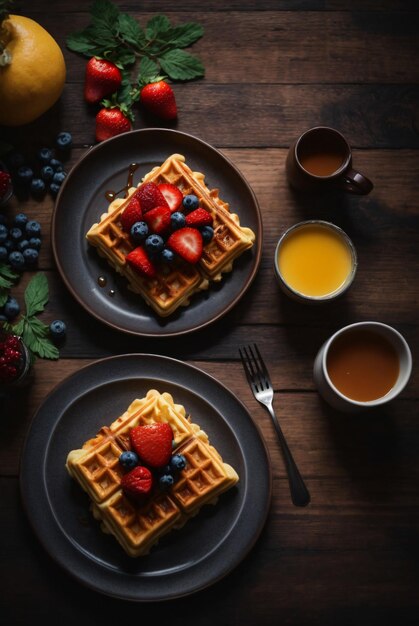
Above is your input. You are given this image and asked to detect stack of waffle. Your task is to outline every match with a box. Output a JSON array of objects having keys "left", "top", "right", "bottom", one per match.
[
  {"left": 66, "top": 389, "right": 239, "bottom": 557},
  {"left": 86, "top": 154, "right": 255, "bottom": 316}
]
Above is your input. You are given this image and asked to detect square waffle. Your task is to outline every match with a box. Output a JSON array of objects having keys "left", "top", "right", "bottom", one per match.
[
  {"left": 66, "top": 389, "right": 239, "bottom": 557},
  {"left": 86, "top": 154, "right": 255, "bottom": 317}
]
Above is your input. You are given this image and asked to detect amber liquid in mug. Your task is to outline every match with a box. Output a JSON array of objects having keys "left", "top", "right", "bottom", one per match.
[
  {"left": 326, "top": 329, "right": 400, "bottom": 402},
  {"left": 298, "top": 132, "right": 347, "bottom": 176}
]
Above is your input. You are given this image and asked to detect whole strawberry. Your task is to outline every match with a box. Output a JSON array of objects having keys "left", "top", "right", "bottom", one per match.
[
  {"left": 84, "top": 57, "right": 122, "bottom": 104},
  {"left": 130, "top": 423, "right": 173, "bottom": 468},
  {"left": 95, "top": 106, "right": 132, "bottom": 142},
  {"left": 140, "top": 80, "right": 177, "bottom": 120},
  {"left": 121, "top": 465, "right": 153, "bottom": 502}
]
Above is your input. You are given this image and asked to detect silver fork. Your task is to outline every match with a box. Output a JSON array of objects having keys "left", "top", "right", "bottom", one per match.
[{"left": 239, "top": 344, "right": 310, "bottom": 507}]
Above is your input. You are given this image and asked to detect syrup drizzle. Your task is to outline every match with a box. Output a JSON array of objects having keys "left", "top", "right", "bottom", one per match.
[
  {"left": 105, "top": 162, "right": 140, "bottom": 202},
  {"left": 97, "top": 276, "right": 107, "bottom": 287}
]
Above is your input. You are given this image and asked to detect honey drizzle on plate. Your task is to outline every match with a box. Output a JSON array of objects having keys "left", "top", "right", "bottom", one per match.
[{"left": 105, "top": 163, "right": 140, "bottom": 202}]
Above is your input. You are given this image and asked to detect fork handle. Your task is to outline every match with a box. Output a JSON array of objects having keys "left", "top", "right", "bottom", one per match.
[{"left": 267, "top": 404, "right": 311, "bottom": 507}]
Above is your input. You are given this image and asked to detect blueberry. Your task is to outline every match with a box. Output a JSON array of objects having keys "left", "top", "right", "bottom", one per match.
[
  {"left": 9, "top": 227, "right": 23, "bottom": 242},
  {"left": 56, "top": 131, "right": 72, "bottom": 150},
  {"left": 4, "top": 296, "right": 20, "bottom": 320},
  {"left": 145, "top": 234, "right": 164, "bottom": 254},
  {"left": 25, "top": 220, "right": 41, "bottom": 237},
  {"left": 23, "top": 247, "right": 39, "bottom": 265},
  {"left": 182, "top": 194, "right": 199, "bottom": 212},
  {"left": 159, "top": 474, "right": 174, "bottom": 490},
  {"left": 200, "top": 225, "right": 214, "bottom": 243},
  {"left": 17, "top": 239, "right": 30, "bottom": 252},
  {"left": 16, "top": 166, "right": 34, "bottom": 186},
  {"left": 13, "top": 213, "right": 28, "bottom": 227},
  {"left": 40, "top": 165, "right": 55, "bottom": 182},
  {"left": 170, "top": 211, "right": 186, "bottom": 230},
  {"left": 130, "top": 220, "right": 149, "bottom": 243},
  {"left": 52, "top": 171, "right": 66, "bottom": 185},
  {"left": 49, "top": 319, "right": 66, "bottom": 341},
  {"left": 49, "top": 183, "right": 61, "bottom": 197},
  {"left": 119, "top": 450, "right": 140, "bottom": 470},
  {"left": 30, "top": 178, "right": 46, "bottom": 198},
  {"left": 49, "top": 158, "right": 63, "bottom": 172},
  {"left": 0, "top": 245, "right": 8, "bottom": 261},
  {"left": 170, "top": 454, "right": 187, "bottom": 472},
  {"left": 8, "top": 250, "right": 25, "bottom": 270},
  {"left": 38, "top": 147, "right": 54, "bottom": 164},
  {"left": 28, "top": 237, "right": 42, "bottom": 250},
  {"left": 0, "top": 224, "right": 8, "bottom": 243},
  {"left": 161, "top": 248, "right": 175, "bottom": 264}
]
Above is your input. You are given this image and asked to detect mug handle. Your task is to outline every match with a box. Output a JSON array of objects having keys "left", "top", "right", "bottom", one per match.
[{"left": 340, "top": 168, "right": 374, "bottom": 195}]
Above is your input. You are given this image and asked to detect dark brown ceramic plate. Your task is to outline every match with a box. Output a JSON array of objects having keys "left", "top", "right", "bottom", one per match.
[
  {"left": 52, "top": 129, "right": 262, "bottom": 337},
  {"left": 20, "top": 354, "right": 272, "bottom": 602}
]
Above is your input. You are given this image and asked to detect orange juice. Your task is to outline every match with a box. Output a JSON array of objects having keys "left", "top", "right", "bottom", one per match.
[{"left": 276, "top": 222, "right": 355, "bottom": 298}]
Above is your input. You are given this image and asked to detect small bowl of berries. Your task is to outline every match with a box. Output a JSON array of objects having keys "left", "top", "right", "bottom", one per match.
[{"left": 0, "top": 330, "right": 31, "bottom": 387}]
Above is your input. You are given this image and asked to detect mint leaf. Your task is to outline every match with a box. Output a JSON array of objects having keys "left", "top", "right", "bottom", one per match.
[
  {"left": 24, "top": 273, "right": 49, "bottom": 317},
  {"left": 21, "top": 316, "right": 59, "bottom": 360},
  {"left": 159, "top": 49, "right": 205, "bottom": 81},
  {"left": 0, "top": 263, "right": 19, "bottom": 307},
  {"left": 66, "top": 32, "right": 100, "bottom": 56}
]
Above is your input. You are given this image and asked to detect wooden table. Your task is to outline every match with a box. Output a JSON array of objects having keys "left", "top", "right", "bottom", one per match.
[{"left": 1, "top": 1, "right": 419, "bottom": 624}]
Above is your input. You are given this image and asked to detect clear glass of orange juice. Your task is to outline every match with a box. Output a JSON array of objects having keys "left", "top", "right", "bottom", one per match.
[{"left": 274, "top": 220, "right": 357, "bottom": 303}]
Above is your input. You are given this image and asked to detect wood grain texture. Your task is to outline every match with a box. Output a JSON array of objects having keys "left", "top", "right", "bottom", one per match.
[{"left": 1, "top": 1, "right": 419, "bottom": 623}]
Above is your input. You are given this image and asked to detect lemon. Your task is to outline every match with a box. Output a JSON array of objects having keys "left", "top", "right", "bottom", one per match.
[{"left": 0, "top": 15, "right": 66, "bottom": 126}]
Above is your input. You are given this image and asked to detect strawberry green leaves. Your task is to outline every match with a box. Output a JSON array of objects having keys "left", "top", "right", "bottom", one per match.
[{"left": 66, "top": 1, "right": 205, "bottom": 82}]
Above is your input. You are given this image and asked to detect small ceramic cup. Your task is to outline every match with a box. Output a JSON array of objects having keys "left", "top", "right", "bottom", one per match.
[
  {"left": 313, "top": 321, "right": 412, "bottom": 413},
  {"left": 274, "top": 220, "right": 357, "bottom": 304},
  {"left": 286, "top": 126, "right": 373, "bottom": 195}
]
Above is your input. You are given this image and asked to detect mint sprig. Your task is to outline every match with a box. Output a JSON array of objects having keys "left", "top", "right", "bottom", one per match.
[
  {"left": 4, "top": 273, "right": 59, "bottom": 360},
  {"left": 66, "top": 0, "right": 204, "bottom": 117},
  {"left": 0, "top": 263, "right": 19, "bottom": 308}
]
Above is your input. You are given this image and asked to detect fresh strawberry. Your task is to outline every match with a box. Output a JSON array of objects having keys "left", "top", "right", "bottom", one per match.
[
  {"left": 129, "top": 423, "right": 173, "bottom": 468},
  {"left": 167, "top": 227, "right": 203, "bottom": 264},
  {"left": 126, "top": 246, "right": 157, "bottom": 278},
  {"left": 95, "top": 106, "right": 132, "bottom": 142},
  {"left": 121, "top": 465, "right": 153, "bottom": 501},
  {"left": 140, "top": 80, "right": 177, "bottom": 120},
  {"left": 84, "top": 57, "right": 122, "bottom": 104},
  {"left": 136, "top": 181, "right": 169, "bottom": 213},
  {"left": 120, "top": 195, "right": 142, "bottom": 232},
  {"left": 158, "top": 183, "right": 183, "bottom": 212},
  {"left": 143, "top": 205, "right": 171, "bottom": 235},
  {"left": 185, "top": 208, "right": 213, "bottom": 227},
  {"left": 0, "top": 171, "right": 12, "bottom": 206}
]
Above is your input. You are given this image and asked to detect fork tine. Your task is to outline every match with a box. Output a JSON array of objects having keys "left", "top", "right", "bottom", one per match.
[
  {"left": 253, "top": 343, "right": 272, "bottom": 388},
  {"left": 238, "top": 347, "right": 253, "bottom": 386},
  {"left": 246, "top": 344, "right": 269, "bottom": 392}
]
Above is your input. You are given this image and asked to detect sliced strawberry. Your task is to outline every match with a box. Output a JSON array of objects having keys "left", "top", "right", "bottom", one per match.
[
  {"left": 120, "top": 195, "right": 142, "bottom": 232},
  {"left": 136, "top": 181, "right": 169, "bottom": 213},
  {"left": 126, "top": 246, "right": 157, "bottom": 278},
  {"left": 185, "top": 208, "right": 213, "bottom": 228},
  {"left": 143, "top": 205, "right": 171, "bottom": 235},
  {"left": 129, "top": 423, "right": 173, "bottom": 468},
  {"left": 121, "top": 465, "right": 153, "bottom": 501},
  {"left": 158, "top": 183, "right": 183, "bottom": 213},
  {"left": 167, "top": 227, "right": 203, "bottom": 264}
]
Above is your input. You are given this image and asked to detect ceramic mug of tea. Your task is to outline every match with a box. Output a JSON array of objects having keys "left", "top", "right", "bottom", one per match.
[
  {"left": 313, "top": 321, "right": 412, "bottom": 412},
  {"left": 286, "top": 126, "right": 373, "bottom": 194},
  {"left": 274, "top": 220, "right": 357, "bottom": 303}
]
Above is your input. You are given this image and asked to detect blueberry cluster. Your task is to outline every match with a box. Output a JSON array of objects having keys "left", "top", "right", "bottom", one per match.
[
  {"left": 0, "top": 213, "right": 42, "bottom": 272},
  {"left": 5, "top": 132, "right": 72, "bottom": 200},
  {"left": 119, "top": 450, "right": 187, "bottom": 492}
]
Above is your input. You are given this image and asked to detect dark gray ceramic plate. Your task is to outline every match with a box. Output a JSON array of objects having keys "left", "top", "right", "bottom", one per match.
[
  {"left": 20, "top": 354, "right": 272, "bottom": 602},
  {"left": 52, "top": 129, "right": 262, "bottom": 337}
]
